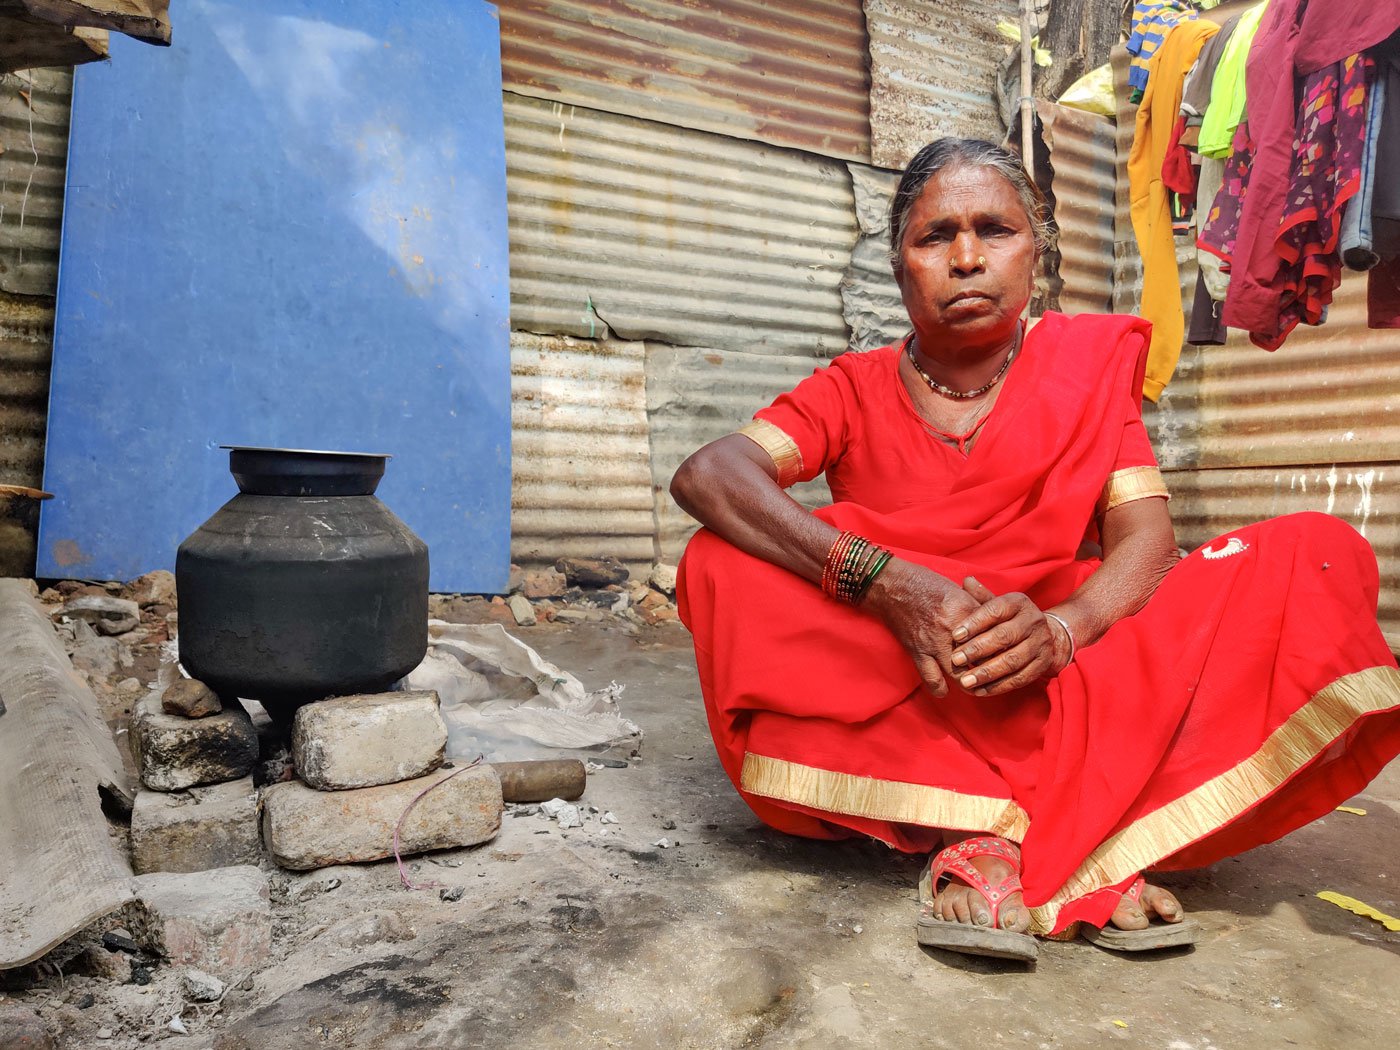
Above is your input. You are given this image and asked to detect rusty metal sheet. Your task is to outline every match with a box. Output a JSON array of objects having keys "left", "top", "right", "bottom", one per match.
[
  {"left": 497, "top": 0, "right": 871, "bottom": 163},
  {"left": 511, "top": 332, "right": 655, "bottom": 572},
  {"left": 10, "top": 1, "right": 170, "bottom": 44},
  {"left": 865, "top": 0, "right": 1020, "bottom": 171},
  {"left": 0, "top": 292, "right": 54, "bottom": 489},
  {"left": 842, "top": 163, "right": 906, "bottom": 352},
  {"left": 0, "top": 68, "right": 70, "bottom": 297},
  {"left": 1037, "top": 101, "right": 1115, "bottom": 316},
  {"left": 645, "top": 342, "right": 832, "bottom": 563},
  {"left": 505, "top": 92, "right": 857, "bottom": 358},
  {"left": 1110, "top": 42, "right": 1143, "bottom": 316},
  {"left": 1164, "top": 464, "right": 1400, "bottom": 649}
]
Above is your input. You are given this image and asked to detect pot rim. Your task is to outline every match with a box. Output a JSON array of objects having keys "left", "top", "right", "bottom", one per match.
[{"left": 220, "top": 445, "right": 392, "bottom": 459}]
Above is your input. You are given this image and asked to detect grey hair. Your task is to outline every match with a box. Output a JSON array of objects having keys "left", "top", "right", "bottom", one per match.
[{"left": 888, "top": 138, "right": 1056, "bottom": 274}]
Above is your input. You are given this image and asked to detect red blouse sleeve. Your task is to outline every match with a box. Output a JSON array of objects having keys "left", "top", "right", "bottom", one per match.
[
  {"left": 1100, "top": 405, "right": 1169, "bottom": 514},
  {"left": 742, "top": 354, "right": 866, "bottom": 486}
]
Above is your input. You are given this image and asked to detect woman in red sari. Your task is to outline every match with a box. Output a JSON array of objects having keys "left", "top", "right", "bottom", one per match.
[{"left": 671, "top": 138, "right": 1400, "bottom": 962}]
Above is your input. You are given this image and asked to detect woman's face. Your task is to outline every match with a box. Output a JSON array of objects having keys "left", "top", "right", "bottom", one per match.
[{"left": 894, "top": 164, "right": 1038, "bottom": 350}]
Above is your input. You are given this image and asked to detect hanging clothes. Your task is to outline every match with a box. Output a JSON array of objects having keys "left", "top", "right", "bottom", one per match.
[
  {"left": 1130, "top": 18, "right": 1221, "bottom": 401},
  {"left": 1197, "top": 2, "right": 1270, "bottom": 159},
  {"left": 1221, "top": 2, "right": 1400, "bottom": 344},
  {"left": 1127, "top": 1, "right": 1198, "bottom": 100}
]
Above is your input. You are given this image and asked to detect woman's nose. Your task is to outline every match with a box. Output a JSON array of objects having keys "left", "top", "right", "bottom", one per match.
[{"left": 950, "top": 237, "right": 985, "bottom": 275}]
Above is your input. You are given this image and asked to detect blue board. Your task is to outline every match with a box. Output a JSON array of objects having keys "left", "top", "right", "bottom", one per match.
[{"left": 41, "top": 0, "right": 511, "bottom": 592}]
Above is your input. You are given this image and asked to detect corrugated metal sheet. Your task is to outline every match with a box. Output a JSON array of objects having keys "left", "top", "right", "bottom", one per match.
[
  {"left": 0, "top": 68, "right": 70, "bottom": 297},
  {"left": 497, "top": 0, "right": 871, "bottom": 163},
  {"left": 1164, "top": 463, "right": 1400, "bottom": 648},
  {"left": 1110, "top": 42, "right": 1143, "bottom": 315},
  {"left": 1037, "top": 101, "right": 1115, "bottom": 316},
  {"left": 511, "top": 331, "right": 655, "bottom": 571},
  {"left": 646, "top": 342, "right": 832, "bottom": 562},
  {"left": 0, "top": 291, "right": 52, "bottom": 488},
  {"left": 505, "top": 91, "right": 857, "bottom": 358},
  {"left": 841, "top": 163, "right": 905, "bottom": 352},
  {"left": 865, "top": 0, "right": 1020, "bottom": 171}
]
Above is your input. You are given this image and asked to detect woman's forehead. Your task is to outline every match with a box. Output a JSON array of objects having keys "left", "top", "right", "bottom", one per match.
[{"left": 909, "top": 166, "right": 1026, "bottom": 220}]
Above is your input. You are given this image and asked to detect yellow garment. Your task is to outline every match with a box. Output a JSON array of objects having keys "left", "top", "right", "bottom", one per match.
[{"left": 1129, "top": 19, "right": 1219, "bottom": 402}]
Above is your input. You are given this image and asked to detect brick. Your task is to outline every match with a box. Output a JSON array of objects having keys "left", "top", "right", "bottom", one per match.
[
  {"left": 130, "top": 694, "right": 258, "bottom": 791},
  {"left": 261, "top": 765, "right": 502, "bottom": 871},
  {"left": 292, "top": 691, "right": 447, "bottom": 791},
  {"left": 128, "top": 866, "right": 272, "bottom": 977},
  {"left": 130, "top": 777, "right": 261, "bottom": 874}
]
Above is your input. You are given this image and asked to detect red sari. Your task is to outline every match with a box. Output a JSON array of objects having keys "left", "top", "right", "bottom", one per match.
[{"left": 677, "top": 312, "right": 1400, "bottom": 935}]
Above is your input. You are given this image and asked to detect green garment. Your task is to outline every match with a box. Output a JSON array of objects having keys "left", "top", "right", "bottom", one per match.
[{"left": 1197, "top": 1, "right": 1270, "bottom": 158}]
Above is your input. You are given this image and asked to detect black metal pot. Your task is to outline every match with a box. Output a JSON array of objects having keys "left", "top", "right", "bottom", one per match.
[{"left": 176, "top": 447, "right": 429, "bottom": 711}]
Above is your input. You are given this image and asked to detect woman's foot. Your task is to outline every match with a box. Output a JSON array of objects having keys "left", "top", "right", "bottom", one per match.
[
  {"left": 1108, "top": 879, "right": 1185, "bottom": 929},
  {"left": 929, "top": 833, "right": 1031, "bottom": 934},
  {"left": 1080, "top": 875, "right": 1198, "bottom": 952}
]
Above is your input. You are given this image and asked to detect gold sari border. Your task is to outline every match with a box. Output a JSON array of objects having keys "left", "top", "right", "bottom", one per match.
[
  {"left": 1099, "top": 465, "right": 1170, "bottom": 514},
  {"left": 1026, "top": 664, "right": 1400, "bottom": 934},
  {"left": 737, "top": 419, "right": 804, "bottom": 488},
  {"left": 740, "top": 752, "right": 1031, "bottom": 842}
]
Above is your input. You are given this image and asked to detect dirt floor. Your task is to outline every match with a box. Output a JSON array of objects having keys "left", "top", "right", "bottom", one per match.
[{"left": 6, "top": 608, "right": 1400, "bottom": 1049}]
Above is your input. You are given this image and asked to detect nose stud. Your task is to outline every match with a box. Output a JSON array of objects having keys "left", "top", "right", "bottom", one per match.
[{"left": 977, "top": 255, "right": 987, "bottom": 267}]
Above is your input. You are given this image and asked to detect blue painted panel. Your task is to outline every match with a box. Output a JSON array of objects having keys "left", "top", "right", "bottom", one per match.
[{"left": 41, "top": 0, "right": 511, "bottom": 591}]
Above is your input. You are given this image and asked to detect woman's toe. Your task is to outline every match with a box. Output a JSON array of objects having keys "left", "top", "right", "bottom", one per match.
[
  {"left": 998, "top": 903, "right": 1029, "bottom": 933},
  {"left": 1143, "top": 885, "right": 1184, "bottom": 923},
  {"left": 1110, "top": 903, "right": 1149, "bottom": 931}
]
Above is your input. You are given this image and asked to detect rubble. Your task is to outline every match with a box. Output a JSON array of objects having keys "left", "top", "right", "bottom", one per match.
[
  {"left": 260, "top": 765, "right": 503, "bottom": 870},
  {"left": 54, "top": 594, "right": 141, "bottom": 636},
  {"left": 127, "top": 865, "right": 272, "bottom": 977},
  {"left": 129, "top": 776, "right": 261, "bottom": 874},
  {"left": 161, "top": 677, "right": 223, "bottom": 719},
  {"left": 181, "top": 968, "right": 225, "bottom": 1002},
  {"left": 0, "top": 1004, "right": 56, "bottom": 1050},
  {"left": 130, "top": 694, "right": 259, "bottom": 791},
  {"left": 291, "top": 690, "right": 448, "bottom": 791},
  {"left": 122, "top": 569, "right": 177, "bottom": 608},
  {"left": 507, "top": 593, "right": 537, "bottom": 626},
  {"left": 649, "top": 562, "right": 679, "bottom": 596},
  {"left": 555, "top": 556, "right": 629, "bottom": 588},
  {"left": 521, "top": 567, "right": 567, "bottom": 599}
]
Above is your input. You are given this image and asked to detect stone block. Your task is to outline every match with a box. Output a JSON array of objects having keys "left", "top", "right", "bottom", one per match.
[
  {"left": 292, "top": 690, "right": 447, "bottom": 791},
  {"left": 130, "top": 777, "right": 261, "bottom": 874},
  {"left": 521, "top": 568, "right": 566, "bottom": 599},
  {"left": 555, "top": 556, "right": 629, "bottom": 587},
  {"left": 130, "top": 695, "right": 258, "bottom": 791},
  {"left": 128, "top": 865, "right": 272, "bottom": 977},
  {"left": 261, "top": 765, "right": 502, "bottom": 871},
  {"left": 649, "top": 562, "right": 679, "bottom": 596},
  {"left": 56, "top": 594, "right": 140, "bottom": 635},
  {"left": 162, "top": 677, "right": 223, "bottom": 719},
  {"left": 507, "top": 594, "right": 537, "bottom": 626}
]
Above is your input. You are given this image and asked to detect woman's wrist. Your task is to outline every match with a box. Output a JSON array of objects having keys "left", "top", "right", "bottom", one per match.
[{"left": 1044, "top": 610, "right": 1076, "bottom": 669}]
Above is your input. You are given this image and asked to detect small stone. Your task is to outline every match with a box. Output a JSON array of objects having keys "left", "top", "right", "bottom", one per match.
[
  {"left": 653, "top": 837, "right": 674, "bottom": 849},
  {"left": 38, "top": 586, "right": 61, "bottom": 603},
  {"left": 102, "top": 930, "right": 141, "bottom": 954},
  {"left": 161, "top": 678, "right": 223, "bottom": 719},
  {"left": 260, "top": 765, "right": 502, "bottom": 870},
  {"left": 318, "top": 909, "right": 414, "bottom": 950},
  {"left": 555, "top": 556, "right": 629, "bottom": 588},
  {"left": 95, "top": 1029, "right": 113, "bottom": 1040},
  {"left": 76, "top": 994, "right": 96, "bottom": 1010},
  {"left": 638, "top": 588, "right": 669, "bottom": 612},
  {"left": 180, "top": 969, "right": 225, "bottom": 1002},
  {"left": 292, "top": 690, "right": 447, "bottom": 791},
  {"left": 507, "top": 594, "right": 537, "bottom": 627},
  {"left": 130, "top": 965, "right": 152, "bottom": 985},
  {"left": 127, "top": 865, "right": 272, "bottom": 977},
  {"left": 123, "top": 570, "right": 176, "bottom": 608},
  {"left": 506, "top": 564, "right": 525, "bottom": 594},
  {"left": 661, "top": 818, "right": 677, "bottom": 830},
  {"left": 490, "top": 595, "right": 505, "bottom": 606},
  {"left": 439, "top": 886, "right": 465, "bottom": 903},
  {"left": 56, "top": 595, "right": 140, "bottom": 635},
  {"left": 130, "top": 777, "right": 261, "bottom": 874},
  {"left": 167, "top": 1016, "right": 190, "bottom": 1036},
  {"left": 553, "top": 609, "right": 588, "bottom": 625},
  {"left": 600, "top": 811, "right": 619, "bottom": 824},
  {"left": 648, "top": 563, "right": 678, "bottom": 596},
  {"left": 130, "top": 694, "right": 258, "bottom": 791},
  {"left": 520, "top": 568, "right": 567, "bottom": 599},
  {"left": 235, "top": 974, "right": 255, "bottom": 992},
  {"left": 70, "top": 625, "right": 130, "bottom": 677},
  {"left": 76, "top": 944, "right": 133, "bottom": 983}
]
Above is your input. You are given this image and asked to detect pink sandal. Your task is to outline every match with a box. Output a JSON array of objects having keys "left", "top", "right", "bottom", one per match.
[
  {"left": 1080, "top": 875, "right": 1199, "bottom": 952},
  {"left": 916, "top": 836, "right": 1037, "bottom": 962}
]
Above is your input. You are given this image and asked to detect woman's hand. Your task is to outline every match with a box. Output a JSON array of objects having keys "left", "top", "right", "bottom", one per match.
[
  {"left": 947, "top": 577, "right": 1072, "bottom": 696},
  {"left": 863, "top": 560, "right": 985, "bottom": 697}
]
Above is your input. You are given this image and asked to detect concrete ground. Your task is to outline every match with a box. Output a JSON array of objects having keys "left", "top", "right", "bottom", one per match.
[{"left": 10, "top": 616, "right": 1400, "bottom": 1048}]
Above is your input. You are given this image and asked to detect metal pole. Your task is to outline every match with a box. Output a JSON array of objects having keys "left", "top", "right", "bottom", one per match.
[{"left": 1020, "top": 0, "right": 1035, "bottom": 187}]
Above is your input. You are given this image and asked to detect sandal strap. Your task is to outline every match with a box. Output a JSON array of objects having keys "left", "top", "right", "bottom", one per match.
[
  {"left": 1122, "top": 875, "right": 1146, "bottom": 905},
  {"left": 919, "top": 836, "right": 1025, "bottom": 925}
]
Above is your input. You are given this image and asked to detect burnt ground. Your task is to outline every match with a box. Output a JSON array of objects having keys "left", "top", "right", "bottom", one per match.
[{"left": 5, "top": 600, "right": 1400, "bottom": 1049}]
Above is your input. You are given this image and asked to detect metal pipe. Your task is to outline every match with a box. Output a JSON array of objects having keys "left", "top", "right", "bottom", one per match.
[{"left": 1020, "top": 0, "right": 1036, "bottom": 187}]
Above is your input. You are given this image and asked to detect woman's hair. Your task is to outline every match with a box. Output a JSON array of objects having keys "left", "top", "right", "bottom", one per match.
[{"left": 888, "top": 138, "right": 1055, "bottom": 274}]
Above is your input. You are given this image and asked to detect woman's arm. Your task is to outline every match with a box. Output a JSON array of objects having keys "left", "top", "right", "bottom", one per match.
[
  {"left": 949, "top": 496, "right": 1178, "bottom": 696},
  {"left": 671, "top": 434, "right": 982, "bottom": 695}
]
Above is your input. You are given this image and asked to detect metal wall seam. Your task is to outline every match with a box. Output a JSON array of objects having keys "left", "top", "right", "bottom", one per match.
[
  {"left": 0, "top": 291, "right": 53, "bottom": 487},
  {"left": 497, "top": 0, "right": 872, "bottom": 164},
  {"left": 511, "top": 331, "right": 656, "bottom": 571},
  {"left": 646, "top": 342, "right": 832, "bottom": 563},
  {"left": 504, "top": 91, "right": 858, "bottom": 358},
  {"left": 1110, "top": 43, "right": 1143, "bottom": 316},
  {"left": 865, "top": 0, "right": 1020, "bottom": 171},
  {"left": 1036, "top": 101, "right": 1115, "bottom": 317},
  {"left": 0, "top": 69, "right": 70, "bottom": 297},
  {"left": 842, "top": 162, "right": 906, "bottom": 352},
  {"left": 1162, "top": 463, "right": 1400, "bottom": 647}
]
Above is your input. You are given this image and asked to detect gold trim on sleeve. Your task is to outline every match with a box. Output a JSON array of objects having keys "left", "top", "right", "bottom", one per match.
[
  {"left": 737, "top": 419, "right": 804, "bottom": 487},
  {"left": 1098, "top": 465, "right": 1170, "bottom": 514},
  {"left": 1024, "top": 664, "right": 1400, "bottom": 934},
  {"left": 739, "top": 752, "right": 1030, "bottom": 842}
]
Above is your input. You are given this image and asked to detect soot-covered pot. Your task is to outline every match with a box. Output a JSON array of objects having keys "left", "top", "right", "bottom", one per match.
[{"left": 176, "top": 447, "right": 428, "bottom": 712}]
